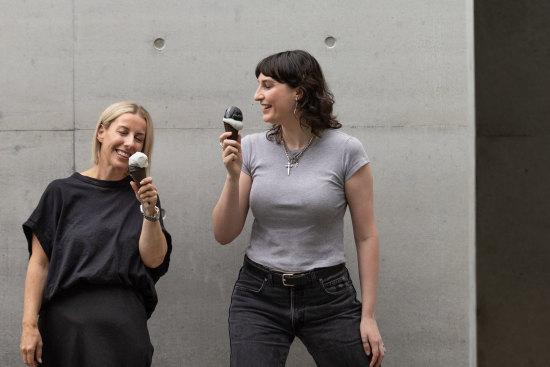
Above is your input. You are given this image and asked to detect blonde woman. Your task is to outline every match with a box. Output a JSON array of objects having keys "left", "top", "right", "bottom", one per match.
[{"left": 20, "top": 102, "right": 171, "bottom": 367}]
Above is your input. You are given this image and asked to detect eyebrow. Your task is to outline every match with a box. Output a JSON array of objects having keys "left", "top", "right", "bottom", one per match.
[{"left": 117, "top": 125, "right": 146, "bottom": 136}]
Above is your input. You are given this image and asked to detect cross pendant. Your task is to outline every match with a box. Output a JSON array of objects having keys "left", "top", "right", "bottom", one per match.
[{"left": 285, "top": 161, "right": 297, "bottom": 175}]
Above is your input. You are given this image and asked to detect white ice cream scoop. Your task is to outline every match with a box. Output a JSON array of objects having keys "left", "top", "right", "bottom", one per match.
[{"left": 129, "top": 152, "right": 148, "bottom": 170}]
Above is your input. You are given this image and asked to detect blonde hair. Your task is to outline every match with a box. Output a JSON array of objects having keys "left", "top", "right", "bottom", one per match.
[{"left": 91, "top": 102, "right": 154, "bottom": 174}]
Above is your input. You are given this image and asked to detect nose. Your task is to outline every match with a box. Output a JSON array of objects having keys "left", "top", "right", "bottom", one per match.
[
  {"left": 254, "top": 86, "right": 263, "bottom": 101},
  {"left": 123, "top": 134, "right": 135, "bottom": 149}
]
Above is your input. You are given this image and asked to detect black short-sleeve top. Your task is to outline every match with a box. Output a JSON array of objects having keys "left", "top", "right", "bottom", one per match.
[{"left": 23, "top": 172, "right": 172, "bottom": 318}]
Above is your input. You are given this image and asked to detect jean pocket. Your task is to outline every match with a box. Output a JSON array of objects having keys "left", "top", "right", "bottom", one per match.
[
  {"left": 320, "top": 271, "right": 354, "bottom": 296},
  {"left": 233, "top": 268, "right": 267, "bottom": 294}
]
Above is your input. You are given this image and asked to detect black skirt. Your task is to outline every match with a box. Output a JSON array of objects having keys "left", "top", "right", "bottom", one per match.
[{"left": 38, "top": 285, "right": 153, "bottom": 367}]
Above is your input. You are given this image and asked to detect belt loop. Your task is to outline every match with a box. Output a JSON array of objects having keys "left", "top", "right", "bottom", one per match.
[
  {"left": 309, "top": 269, "right": 318, "bottom": 281},
  {"left": 267, "top": 272, "right": 273, "bottom": 286}
]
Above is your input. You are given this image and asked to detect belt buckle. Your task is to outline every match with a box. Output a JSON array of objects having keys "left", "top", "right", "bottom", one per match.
[{"left": 282, "top": 273, "right": 301, "bottom": 287}]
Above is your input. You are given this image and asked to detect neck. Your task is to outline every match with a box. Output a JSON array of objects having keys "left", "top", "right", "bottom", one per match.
[
  {"left": 281, "top": 125, "right": 312, "bottom": 150},
  {"left": 81, "top": 165, "right": 127, "bottom": 181}
]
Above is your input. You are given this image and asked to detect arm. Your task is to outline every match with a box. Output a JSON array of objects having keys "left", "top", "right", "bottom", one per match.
[
  {"left": 131, "top": 178, "right": 168, "bottom": 268},
  {"left": 345, "top": 163, "right": 385, "bottom": 367},
  {"left": 20, "top": 234, "right": 49, "bottom": 367},
  {"left": 212, "top": 132, "right": 251, "bottom": 244}
]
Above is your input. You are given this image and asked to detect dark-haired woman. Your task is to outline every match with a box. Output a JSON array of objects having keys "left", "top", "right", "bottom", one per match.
[{"left": 213, "top": 50, "right": 385, "bottom": 367}]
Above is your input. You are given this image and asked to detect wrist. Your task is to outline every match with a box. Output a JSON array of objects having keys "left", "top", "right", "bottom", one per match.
[
  {"left": 226, "top": 173, "right": 240, "bottom": 182},
  {"left": 361, "top": 310, "right": 376, "bottom": 320},
  {"left": 22, "top": 319, "right": 38, "bottom": 328},
  {"left": 140, "top": 205, "right": 160, "bottom": 222}
]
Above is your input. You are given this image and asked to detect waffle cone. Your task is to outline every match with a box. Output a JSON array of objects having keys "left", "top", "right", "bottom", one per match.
[
  {"left": 129, "top": 167, "right": 147, "bottom": 188},
  {"left": 224, "top": 122, "right": 238, "bottom": 140}
]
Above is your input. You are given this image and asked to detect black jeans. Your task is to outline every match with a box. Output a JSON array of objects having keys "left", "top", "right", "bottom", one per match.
[{"left": 229, "top": 264, "right": 372, "bottom": 367}]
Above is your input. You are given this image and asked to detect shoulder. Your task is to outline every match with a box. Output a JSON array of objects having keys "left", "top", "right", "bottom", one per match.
[
  {"left": 241, "top": 131, "right": 275, "bottom": 153},
  {"left": 42, "top": 174, "right": 77, "bottom": 194},
  {"left": 321, "top": 129, "right": 364, "bottom": 149},
  {"left": 242, "top": 131, "right": 269, "bottom": 145}
]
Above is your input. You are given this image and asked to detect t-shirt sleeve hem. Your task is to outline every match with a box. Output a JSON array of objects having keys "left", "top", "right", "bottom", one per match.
[
  {"left": 344, "top": 159, "right": 370, "bottom": 182},
  {"left": 343, "top": 136, "right": 370, "bottom": 182},
  {"left": 22, "top": 219, "right": 52, "bottom": 259}
]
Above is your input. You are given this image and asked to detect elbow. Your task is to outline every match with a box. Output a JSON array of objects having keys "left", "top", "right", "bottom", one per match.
[
  {"left": 143, "top": 255, "right": 166, "bottom": 269},
  {"left": 214, "top": 234, "right": 232, "bottom": 245},
  {"left": 213, "top": 224, "right": 237, "bottom": 245},
  {"left": 142, "top": 247, "right": 167, "bottom": 268}
]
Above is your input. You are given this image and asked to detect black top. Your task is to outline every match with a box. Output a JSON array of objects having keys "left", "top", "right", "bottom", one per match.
[{"left": 23, "top": 172, "right": 172, "bottom": 318}]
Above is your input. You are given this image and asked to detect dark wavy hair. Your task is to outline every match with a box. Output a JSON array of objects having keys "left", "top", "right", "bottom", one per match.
[{"left": 255, "top": 50, "right": 341, "bottom": 143}]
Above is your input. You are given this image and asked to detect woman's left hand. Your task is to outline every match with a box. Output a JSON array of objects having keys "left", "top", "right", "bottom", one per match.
[
  {"left": 130, "top": 177, "right": 158, "bottom": 215},
  {"left": 360, "top": 317, "right": 386, "bottom": 367}
]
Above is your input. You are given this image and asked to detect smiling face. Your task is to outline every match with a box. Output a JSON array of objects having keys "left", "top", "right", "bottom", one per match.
[
  {"left": 254, "top": 73, "right": 300, "bottom": 125},
  {"left": 96, "top": 113, "right": 147, "bottom": 179}
]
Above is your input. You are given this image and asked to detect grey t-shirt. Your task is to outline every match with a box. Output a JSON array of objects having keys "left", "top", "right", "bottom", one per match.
[{"left": 242, "top": 129, "right": 369, "bottom": 271}]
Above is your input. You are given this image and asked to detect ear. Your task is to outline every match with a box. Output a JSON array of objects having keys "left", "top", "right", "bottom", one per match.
[
  {"left": 97, "top": 124, "right": 105, "bottom": 143},
  {"left": 295, "top": 88, "right": 304, "bottom": 101}
]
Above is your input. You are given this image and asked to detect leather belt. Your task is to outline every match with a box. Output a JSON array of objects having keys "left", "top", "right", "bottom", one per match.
[{"left": 243, "top": 255, "right": 345, "bottom": 287}]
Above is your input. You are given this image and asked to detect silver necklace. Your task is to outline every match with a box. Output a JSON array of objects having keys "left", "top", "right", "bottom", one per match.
[{"left": 283, "top": 135, "right": 314, "bottom": 175}]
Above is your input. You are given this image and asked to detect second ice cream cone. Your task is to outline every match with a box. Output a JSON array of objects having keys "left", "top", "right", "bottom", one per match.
[
  {"left": 222, "top": 106, "right": 243, "bottom": 140},
  {"left": 224, "top": 122, "right": 239, "bottom": 140}
]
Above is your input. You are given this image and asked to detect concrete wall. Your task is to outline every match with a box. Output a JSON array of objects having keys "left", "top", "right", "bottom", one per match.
[
  {"left": 475, "top": 1, "right": 550, "bottom": 366},
  {"left": 1, "top": 1, "right": 475, "bottom": 366}
]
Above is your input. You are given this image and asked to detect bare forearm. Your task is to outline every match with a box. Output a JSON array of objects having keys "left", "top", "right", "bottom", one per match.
[
  {"left": 212, "top": 174, "right": 246, "bottom": 244},
  {"left": 356, "top": 235, "right": 380, "bottom": 319},
  {"left": 139, "top": 221, "right": 168, "bottom": 268},
  {"left": 22, "top": 261, "right": 48, "bottom": 327}
]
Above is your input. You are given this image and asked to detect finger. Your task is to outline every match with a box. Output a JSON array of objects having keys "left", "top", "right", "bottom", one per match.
[
  {"left": 219, "top": 132, "right": 233, "bottom": 147},
  {"left": 222, "top": 136, "right": 241, "bottom": 148},
  {"left": 23, "top": 347, "right": 32, "bottom": 366},
  {"left": 137, "top": 184, "right": 157, "bottom": 197},
  {"left": 375, "top": 344, "right": 386, "bottom": 367},
  {"left": 141, "top": 196, "right": 158, "bottom": 207},
  {"left": 362, "top": 338, "right": 371, "bottom": 355},
  {"left": 223, "top": 154, "right": 238, "bottom": 165},
  {"left": 370, "top": 349, "right": 378, "bottom": 367},
  {"left": 138, "top": 186, "right": 157, "bottom": 198},
  {"left": 36, "top": 341, "right": 43, "bottom": 364},
  {"left": 223, "top": 145, "right": 240, "bottom": 158},
  {"left": 19, "top": 345, "right": 25, "bottom": 362},
  {"left": 136, "top": 178, "right": 153, "bottom": 189},
  {"left": 22, "top": 347, "right": 34, "bottom": 367},
  {"left": 369, "top": 343, "right": 382, "bottom": 367},
  {"left": 140, "top": 190, "right": 157, "bottom": 199},
  {"left": 220, "top": 131, "right": 232, "bottom": 141},
  {"left": 140, "top": 177, "right": 153, "bottom": 185}
]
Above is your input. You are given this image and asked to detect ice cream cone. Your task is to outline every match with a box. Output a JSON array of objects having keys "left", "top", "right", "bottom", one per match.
[
  {"left": 129, "top": 166, "right": 147, "bottom": 188},
  {"left": 224, "top": 122, "right": 239, "bottom": 140},
  {"left": 128, "top": 152, "right": 149, "bottom": 188},
  {"left": 222, "top": 106, "right": 243, "bottom": 140}
]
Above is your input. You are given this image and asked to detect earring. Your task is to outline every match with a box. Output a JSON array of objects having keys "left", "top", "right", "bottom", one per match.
[{"left": 293, "top": 98, "right": 298, "bottom": 116}]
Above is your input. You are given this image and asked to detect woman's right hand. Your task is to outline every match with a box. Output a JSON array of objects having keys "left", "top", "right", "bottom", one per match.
[
  {"left": 20, "top": 323, "right": 42, "bottom": 367},
  {"left": 219, "top": 132, "right": 242, "bottom": 179}
]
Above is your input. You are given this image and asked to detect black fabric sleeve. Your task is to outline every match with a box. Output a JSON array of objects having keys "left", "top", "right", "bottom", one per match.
[{"left": 23, "top": 181, "right": 63, "bottom": 259}]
